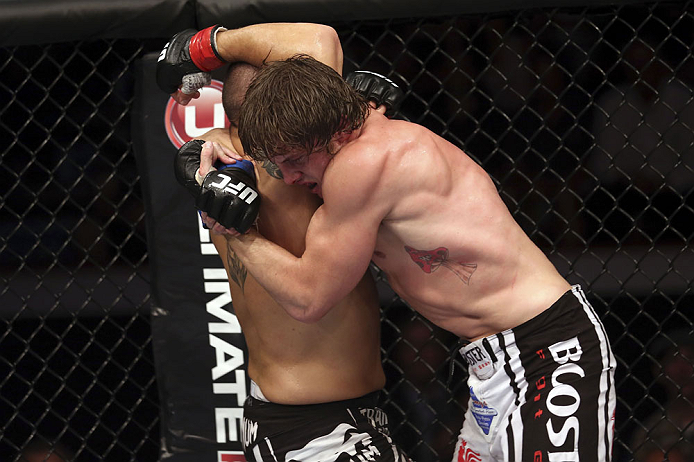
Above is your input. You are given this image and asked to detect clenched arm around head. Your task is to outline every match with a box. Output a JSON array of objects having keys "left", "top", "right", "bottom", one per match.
[
  {"left": 215, "top": 23, "right": 342, "bottom": 73},
  {"left": 157, "top": 22, "right": 343, "bottom": 104},
  {"left": 210, "top": 142, "right": 390, "bottom": 323}
]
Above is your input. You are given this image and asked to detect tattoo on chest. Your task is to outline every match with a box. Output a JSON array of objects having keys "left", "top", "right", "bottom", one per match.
[
  {"left": 404, "top": 245, "right": 477, "bottom": 284},
  {"left": 262, "top": 160, "right": 283, "bottom": 179},
  {"left": 226, "top": 243, "right": 248, "bottom": 291}
]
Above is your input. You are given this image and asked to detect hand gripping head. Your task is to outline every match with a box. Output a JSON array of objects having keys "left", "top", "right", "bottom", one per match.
[
  {"left": 174, "top": 139, "right": 206, "bottom": 198},
  {"left": 156, "top": 26, "right": 227, "bottom": 94},
  {"left": 195, "top": 162, "right": 261, "bottom": 233},
  {"left": 345, "top": 70, "right": 405, "bottom": 116}
]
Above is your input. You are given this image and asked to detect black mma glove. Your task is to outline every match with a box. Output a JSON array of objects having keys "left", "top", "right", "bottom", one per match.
[
  {"left": 174, "top": 139, "right": 207, "bottom": 197},
  {"left": 157, "top": 25, "right": 227, "bottom": 95},
  {"left": 196, "top": 163, "right": 261, "bottom": 233},
  {"left": 346, "top": 70, "right": 404, "bottom": 117},
  {"left": 174, "top": 139, "right": 260, "bottom": 233}
]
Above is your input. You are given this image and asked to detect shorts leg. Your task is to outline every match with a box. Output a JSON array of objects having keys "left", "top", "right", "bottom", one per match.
[
  {"left": 243, "top": 394, "right": 412, "bottom": 462},
  {"left": 508, "top": 287, "right": 617, "bottom": 461},
  {"left": 452, "top": 406, "right": 492, "bottom": 462},
  {"left": 453, "top": 286, "right": 616, "bottom": 462}
]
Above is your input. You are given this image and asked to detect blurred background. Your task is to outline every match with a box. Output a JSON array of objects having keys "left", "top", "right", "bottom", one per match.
[{"left": 1, "top": 1, "right": 693, "bottom": 461}]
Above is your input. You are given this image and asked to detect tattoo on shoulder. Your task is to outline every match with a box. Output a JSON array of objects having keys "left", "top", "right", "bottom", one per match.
[
  {"left": 262, "top": 160, "right": 283, "bottom": 179},
  {"left": 226, "top": 242, "right": 248, "bottom": 291},
  {"left": 404, "top": 245, "right": 477, "bottom": 285}
]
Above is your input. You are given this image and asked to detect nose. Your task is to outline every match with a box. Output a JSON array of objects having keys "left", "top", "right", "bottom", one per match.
[{"left": 281, "top": 167, "right": 302, "bottom": 185}]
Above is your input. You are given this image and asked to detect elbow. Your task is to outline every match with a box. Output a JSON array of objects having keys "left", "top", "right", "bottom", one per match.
[
  {"left": 286, "top": 298, "right": 331, "bottom": 324},
  {"left": 281, "top": 270, "right": 341, "bottom": 323},
  {"left": 311, "top": 25, "right": 343, "bottom": 73},
  {"left": 313, "top": 24, "right": 339, "bottom": 46}
]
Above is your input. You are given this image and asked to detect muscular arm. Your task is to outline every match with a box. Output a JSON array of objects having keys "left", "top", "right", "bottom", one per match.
[
  {"left": 190, "top": 24, "right": 375, "bottom": 320},
  {"left": 216, "top": 23, "right": 343, "bottom": 74},
  {"left": 222, "top": 156, "right": 388, "bottom": 323}
]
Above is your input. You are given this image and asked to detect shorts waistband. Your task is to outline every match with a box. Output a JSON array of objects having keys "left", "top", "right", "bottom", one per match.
[
  {"left": 250, "top": 380, "right": 270, "bottom": 402},
  {"left": 462, "top": 285, "right": 583, "bottom": 350},
  {"left": 459, "top": 336, "right": 499, "bottom": 380},
  {"left": 458, "top": 285, "right": 584, "bottom": 379},
  {"left": 245, "top": 389, "right": 383, "bottom": 418},
  {"left": 248, "top": 379, "right": 381, "bottom": 407}
]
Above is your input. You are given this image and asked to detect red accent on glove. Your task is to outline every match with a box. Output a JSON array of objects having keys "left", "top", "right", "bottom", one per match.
[{"left": 189, "top": 26, "right": 225, "bottom": 72}]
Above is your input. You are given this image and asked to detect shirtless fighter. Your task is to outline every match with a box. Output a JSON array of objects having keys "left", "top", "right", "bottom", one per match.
[
  {"left": 157, "top": 24, "right": 411, "bottom": 461},
  {"left": 200, "top": 54, "right": 618, "bottom": 461}
]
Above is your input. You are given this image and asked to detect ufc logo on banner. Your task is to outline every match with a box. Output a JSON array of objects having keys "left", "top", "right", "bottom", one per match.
[
  {"left": 218, "top": 451, "right": 246, "bottom": 462},
  {"left": 164, "top": 80, "right": 230, "bottom": 148}
]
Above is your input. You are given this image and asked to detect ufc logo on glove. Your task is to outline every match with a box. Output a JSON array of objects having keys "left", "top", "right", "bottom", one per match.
[{"left": 209, "top": 173, "right": 259, "bottom": 204}]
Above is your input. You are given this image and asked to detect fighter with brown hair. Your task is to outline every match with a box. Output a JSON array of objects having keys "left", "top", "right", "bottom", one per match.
[{"left": 201, "top": 54, "right": 617, "bottom": 462}]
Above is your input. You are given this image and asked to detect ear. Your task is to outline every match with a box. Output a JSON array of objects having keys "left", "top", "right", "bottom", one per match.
[
  {"left": 326, "top": 131, "right": 349, "bottom": 156},
  {"left": 332, "top": 130, "right": 352, "bottom": 144}
]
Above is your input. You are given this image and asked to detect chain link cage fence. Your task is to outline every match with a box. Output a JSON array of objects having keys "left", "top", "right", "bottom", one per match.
[{"left": 1, "top": 2, "right": 693, "bottom": 461}]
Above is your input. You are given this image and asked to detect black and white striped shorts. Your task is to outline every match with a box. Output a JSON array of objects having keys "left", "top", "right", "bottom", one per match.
[{"left": 453, "top": 285, "right": 616, "bottom": 462}]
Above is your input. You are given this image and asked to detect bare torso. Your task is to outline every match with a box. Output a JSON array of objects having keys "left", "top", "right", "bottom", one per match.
[
  {"left": 336, "top": 113, "right": 571, "bottom": 340},
  {"left": 205, "top": 128, "right": 385, "bottom": 404}
]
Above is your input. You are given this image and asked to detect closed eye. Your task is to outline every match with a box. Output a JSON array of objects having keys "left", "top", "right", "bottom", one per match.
[{"left": 281, "top": 156, "right": 306, "bottom": 167}]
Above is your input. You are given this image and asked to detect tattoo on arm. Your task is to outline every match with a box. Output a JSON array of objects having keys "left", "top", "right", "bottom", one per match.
[
  {"left": 226, "top": 241, "right": 248, "bottom": 291},
  {"left": 404, "top": 245, "right": 477, "bottom": 285},
  {"left": 262, "top": 160, "right": 283, "bottom": 179}
]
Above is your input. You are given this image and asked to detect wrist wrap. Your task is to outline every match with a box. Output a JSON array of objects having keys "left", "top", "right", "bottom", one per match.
[{"left": 189, "top": 25, "right": 227, "bottom": 72}]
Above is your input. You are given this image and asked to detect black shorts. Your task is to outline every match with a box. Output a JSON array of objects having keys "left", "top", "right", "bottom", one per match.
[
  {"left": 242, "top": 391, "right": 412, "bottom": 462},
  {"left": 454, "top": 285, "right": 617, "bottom": 461}
]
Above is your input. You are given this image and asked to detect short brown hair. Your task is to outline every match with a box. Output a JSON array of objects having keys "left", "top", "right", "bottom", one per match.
[{"left": 238, "top": 54, "right": 369, "bottom": 162}]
